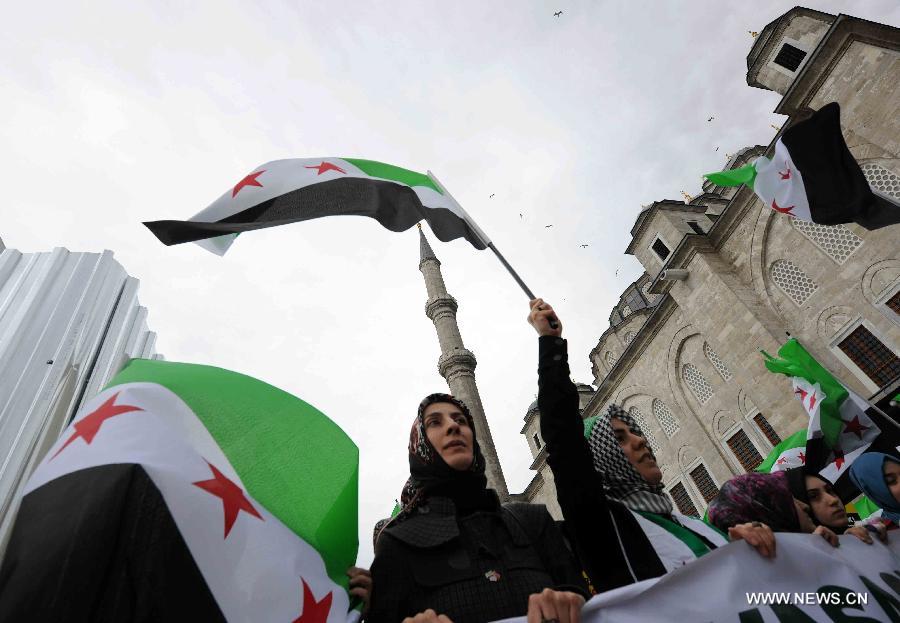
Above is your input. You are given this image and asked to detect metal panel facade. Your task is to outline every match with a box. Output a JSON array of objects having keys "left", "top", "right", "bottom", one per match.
[{"left": 0, "top": 247, "right": 160, "bottom": 550}]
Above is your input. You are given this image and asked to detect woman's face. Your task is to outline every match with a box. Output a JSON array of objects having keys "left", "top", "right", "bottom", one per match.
[
  {"left": 793, "top": 498, "right": 817, "bottom": 533},
  {"left": 423, "top": 402, "right": 475, "bottom": 471},
  {"left": 609, "top": 417, "right": 662, "bottom": 485},
  {"left": 805, "top": 475, "right": 847, "bottom": 529},
  {"left": 883, "top": 459, "right": 900, "bottom": 503}
]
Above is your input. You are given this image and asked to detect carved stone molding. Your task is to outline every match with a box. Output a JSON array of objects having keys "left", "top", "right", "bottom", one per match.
[
  {"left": 438, "top": 349, "right": 477, "bottom": 378},
  {"left": 425, "top": 295, "right": 458, "bottom": 320}
]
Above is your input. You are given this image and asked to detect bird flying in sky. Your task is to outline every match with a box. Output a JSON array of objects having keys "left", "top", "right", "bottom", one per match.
[
  {"left": 554, "top": 11, "right": 562, "bottom": 17},
  {"left": 707, "top": 116, "right": 715, "bottom": 122},
  {"left": 489, "top": 193, "right": 495, "bottom": 198},
  {"left": 545, "top": 224, "right": 553, "bottom": 228},
  {"left": 580, "top": 244, "right": 589, "bottom": 248}
]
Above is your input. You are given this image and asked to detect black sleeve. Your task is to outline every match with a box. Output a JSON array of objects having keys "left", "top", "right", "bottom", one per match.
[
  {"left": 536, "top": 336, "right": 634, "bottom": 592},
  {"left": 366, "top": 535, "right": 412, "bottom": 623},
  {"left": 530, "top": 507, "right": 590, "bottom": 599}
]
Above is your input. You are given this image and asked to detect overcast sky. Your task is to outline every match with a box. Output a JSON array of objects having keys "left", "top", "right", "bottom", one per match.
[{"left": 3, "top": 0, "right": 899, "bottom": 566}]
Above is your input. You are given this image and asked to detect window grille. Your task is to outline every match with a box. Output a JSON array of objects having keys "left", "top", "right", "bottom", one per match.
[
  {"left": 887, "top": 290, "right": 900, "bottom": 316},
  {"left": 652, "top": 238, "right": 670, "bottom": 261},
  {"left": 624, "top": 331, "right": 636, "bottom": 346},
  {"left": 670, "top": 482, "right": 699, "bottom": 516},
  {"left": 704, "top": 342, "right": 732, "bottom": 381},
  {"left": 641, "top": 282, "right": 657, "bottom": 303},
  {"left": 605, "top": 351, "right": 618, "bottom": 367},
  {"left": 727, "top": 429, "right": 764, "bottom": 472},
  {"left": 773, "top": 43, "right": 807, "bottom": 71},
  {"left": 682, "top": 363, "right": 714, "bottom": 404},
  {"left": 862, "top": 163, "right": 900, "bottom": 199},
  {"left": 689, "top": 464, "right": 719, "bottom": 503},
  {"left": 652, "top": 399, "right": 680, "bottom": 438},
  {"left": 621, "top": 304, "right": 632, "bottom": 317},
  {"left": 628, "top": 406, "right": 658, "bottom": 452},
  {"left": 837, "top": 325, "right": 900, "bottom": 387},
  {"left": 753, "top": 413, "right": 782, "bottom": 446},
  {"left": 792, "top": 221, "right": 862, "bottom": 265},
  {"left": 771, "top": 260, "right": 818, "bottom": 305}
]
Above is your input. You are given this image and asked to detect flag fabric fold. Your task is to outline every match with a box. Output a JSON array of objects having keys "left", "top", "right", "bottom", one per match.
[
  {"left": 762, "top": 339, "right": 882, "bottom": 483},
  {"left": 143, "top": 158, "right": 489, "bottom": 255},
  {"left": 704, "top": 103, "right": 900, "bottom": 230},
  {"left": 0, "top": 359, "right": 359, "bottom": 623}
]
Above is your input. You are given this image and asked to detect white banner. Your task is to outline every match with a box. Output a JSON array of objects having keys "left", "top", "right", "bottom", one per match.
[{"left": 499, "top": 534, "right": 900, "bottom": 622}]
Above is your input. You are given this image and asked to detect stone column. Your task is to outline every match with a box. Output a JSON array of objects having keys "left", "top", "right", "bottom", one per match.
[{"left": 418, "top": 227, "right": 509, "bottom": 499}]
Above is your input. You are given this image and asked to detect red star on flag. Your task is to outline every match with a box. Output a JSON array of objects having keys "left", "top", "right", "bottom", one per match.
[
  {"left": 232, "top": 170, "right": 266, "bottom": 197},
  {"left": 304, "top": 161, "right": 347, "bottom": 176},
  {"left": 193, "top": 461, "right": 263, "bottom": 538},
  {"left": 798, "top": 451, "right": 806, "bottom": 464},
  {"left": 776, "top": 457, "right": 787, "bottom": 465},
  {"left": 293, "top": 579, "right": 333, "bottom": 623},
  {"left": 833, "top": 447, "right": 845, "bottom": 470},
  {"left": 52, "top": 393, "right": 143, "bottom": 460},
  {"left": 794, "top": 387, "right": 808, "bottom": 402},
  {"left": 771, "top": 198, "right": 796, "bottom": 216},
  {"left": 841, "top": 415, "right": 871, "bottom": 440},
  {"left": 778, "top": 167, "right": 791, "bottom": 180},
  {"left": 808, "top": 392, "right": 817, "bottom": 411}
]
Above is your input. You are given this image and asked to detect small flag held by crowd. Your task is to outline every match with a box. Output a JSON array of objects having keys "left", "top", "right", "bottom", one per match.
[{"left": 704, "top": 103, "right": 900, "bottom": 230}]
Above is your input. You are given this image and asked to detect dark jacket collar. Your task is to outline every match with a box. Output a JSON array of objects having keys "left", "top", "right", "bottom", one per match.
[{"left": 386, "top": 494, "right": 521, "bottom": 549}]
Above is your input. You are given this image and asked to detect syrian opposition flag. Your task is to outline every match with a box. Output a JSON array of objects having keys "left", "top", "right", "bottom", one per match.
[
  {"left": 143, "top": 158, "right": 490, "bottom": 255},
  {"left": 704, "top": 103, "right": 900, "bottom": 230},
  {"left": 756, "top": 429, "right": 808, "bottom": 473},
  {"left": 762, "top": 339, "right": 882, "bottom": 483},
  {"left": 0, "top": 359, "right": 359, "bottom": 623}
]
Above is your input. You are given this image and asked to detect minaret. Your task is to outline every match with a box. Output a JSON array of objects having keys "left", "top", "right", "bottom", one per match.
[{"left": 418, "top": 225, "right": 509, "bottom": 499}]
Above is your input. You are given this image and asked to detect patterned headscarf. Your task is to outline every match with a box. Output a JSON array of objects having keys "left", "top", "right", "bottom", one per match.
[
  {"left": 849, "top": 453, "right": 900, "bottom": 523},
  {"left": 707, "top": 471, "right": 801, "bottom": 532},
  {"left": 373, "top": 393, "right": 488, "bottom": 545},
  {"left": 587, "top": 404, "right": 673, "bottom": 515}
]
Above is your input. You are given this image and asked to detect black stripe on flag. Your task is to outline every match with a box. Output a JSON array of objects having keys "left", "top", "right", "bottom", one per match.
[
  {"left": 780, "top": 102, "right": 900, "bottom": 230},
  {"left": 0, "top": 464, "right": 226, "bottom": 623},
  {"left": 144, "top": 177, "right": 487, "bottom": 250}
]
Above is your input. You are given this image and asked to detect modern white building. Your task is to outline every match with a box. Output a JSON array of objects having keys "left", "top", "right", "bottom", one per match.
[{"left": 0, "top": 246, "right": 159, "bottom": 551}]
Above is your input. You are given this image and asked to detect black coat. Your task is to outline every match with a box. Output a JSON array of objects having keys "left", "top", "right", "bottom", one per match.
[
  {"left": 538, "top": 336, "right": 714, "bottom": 591},
  {"left": 367, "top": 495, "right": 587, "bottom": 623}
]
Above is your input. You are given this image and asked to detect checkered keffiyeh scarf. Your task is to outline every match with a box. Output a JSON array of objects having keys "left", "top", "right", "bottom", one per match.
[
  {"left": 587, "top": 404, "right": 674, "bottom": 515},
  {"left": 373, "top": 393, "right": 487, "bottom": 546}
]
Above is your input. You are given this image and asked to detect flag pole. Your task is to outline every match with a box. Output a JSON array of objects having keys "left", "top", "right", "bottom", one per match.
[{"left": 426, "top": 171, "right": 558, "bottom": 328}]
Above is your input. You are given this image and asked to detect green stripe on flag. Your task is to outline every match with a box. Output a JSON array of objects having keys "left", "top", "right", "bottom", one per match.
[
  {"left": 106, "top": 359, "right": 358, "bottom": 588},
  {"left": 762, "top": 339, "right": 845, "bottom": 447},
  {"left": 583, "top": 415, "right": 600, "bottom": 439},
  {"left": 343, "top": 158, "right": 443, "bottom": 194},
  {"left": 635, "top": 511, "right": 713, "bottom": 559},
  {"left": 852, "top": 495, "right": 881, "bottom": 520},
  {"left": 756, "top": 429, "right": 806, "bottom": 472},
  {"left": 703, "top": 163, "right": 757, "bottom": 188}
]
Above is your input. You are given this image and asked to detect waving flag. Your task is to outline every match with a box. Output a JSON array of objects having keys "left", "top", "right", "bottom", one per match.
[
  {"left": 762, "top": 339, "right": 882, "bottom": 483},
  {"left": 756, "top": 429, "right": 808, "bottom": 473},
  {"left": 0, "top": 359, "right": 359, "bottom": 623},
  {"left": 704, "top": 103, "right": 900, "bottom": 230},
  {"left": 144, "top": 158, "right": 489, "bottom": 255}
]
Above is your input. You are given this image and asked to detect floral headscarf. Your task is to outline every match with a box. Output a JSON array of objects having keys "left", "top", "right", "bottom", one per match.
[
  {"left": 707, "top": 471, "right": 801, "bottom": 532},
  {"left": 587, "top": 404, "right": 673, "bottom": 515}
]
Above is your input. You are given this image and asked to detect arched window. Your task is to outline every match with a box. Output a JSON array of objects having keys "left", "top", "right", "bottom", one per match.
[
  {"left": 628, "top": 406, "right": 659, "bottom": 452},
  {"left": 703, "top": 342, "right": 732, "bottom": 381},
  {"left": 605, "top": 351, "right": 618, "bottom": 367},
  {"left": 669, "top": 481, "right": 699, "bottom": 516},
  {"left": 652, "top": 399, "right": 680, "bottom": 438},
  {"left": 753, "top": 413, "right": 781, "bottom": 446},
  {"left": 682, "top": 363, "right": 714, "bottom": 404},
  {"left": 770, "top": 259, "right": 818, "bottom": 305},
  {"left": 792, "top": 221, "right": 862, "bottom": 265},
  {"left": 621, "top": 304, "right": 632, "bottom": 318},
  {"left": 862, "top": 163, "right": 900, "bottom": 199},
  {"left": 624, "top": 331, "right": 636, "bottom": 346}
]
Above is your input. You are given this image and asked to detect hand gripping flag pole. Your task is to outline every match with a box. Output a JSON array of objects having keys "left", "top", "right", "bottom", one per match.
[{"left": 426, "top": 171, "right": 559, "bottom": 329}]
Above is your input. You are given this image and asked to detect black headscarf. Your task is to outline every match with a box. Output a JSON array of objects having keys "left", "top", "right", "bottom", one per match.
[{"left": 374, "top": 393, "right": 494, "bottom": 546}]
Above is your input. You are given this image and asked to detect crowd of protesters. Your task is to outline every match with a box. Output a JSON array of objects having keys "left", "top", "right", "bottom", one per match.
[{"left": 354, "top": 299, "right": 895, "bottom": 623}]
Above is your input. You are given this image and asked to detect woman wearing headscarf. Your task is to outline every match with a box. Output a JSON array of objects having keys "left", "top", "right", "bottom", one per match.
[
  {"left": 850, "top": 452, "right": 900, "bottom": 525},
  {"left": 708, "top": 471, "right": 829, "bottom": 537},
  {"left": 367, "top": 393, "right": 588, "bottom": 623},
  {"left": 527, "top": 300, "right": 774, "bottom": 593},
  {"left": 784, "top": 467, "right": 887, "bottom": 543}
]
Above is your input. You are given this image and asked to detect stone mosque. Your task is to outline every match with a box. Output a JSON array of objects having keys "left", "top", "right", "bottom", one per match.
[{"left": 419, "top": 7, "right": 900, "bottom": 519}]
